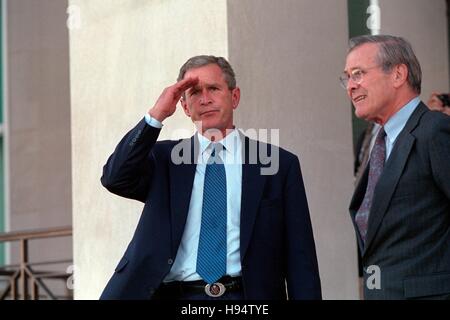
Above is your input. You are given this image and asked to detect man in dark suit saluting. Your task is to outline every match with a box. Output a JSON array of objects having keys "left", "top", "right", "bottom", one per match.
[
  {"left": 341, "top": 35, "right": 450, "bottom": 299},
  {"left": 100, "top": 55, "right": 321, "bottom": 300}
]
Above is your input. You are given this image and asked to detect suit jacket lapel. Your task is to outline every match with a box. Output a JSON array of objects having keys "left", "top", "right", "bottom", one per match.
[
  {"left": 240, "top": 135, "right": 267, "bottom": 261},
  {"left": 169, "top": 135, "right": 198, "bottom": 255},
  {"left": 362, "top": 103, "right": 427, "bottom": 255}
]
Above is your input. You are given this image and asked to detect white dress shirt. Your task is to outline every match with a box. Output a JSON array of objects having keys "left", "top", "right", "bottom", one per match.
[{"left": 144, "top": 114, "right": 243, "bottom": 282}]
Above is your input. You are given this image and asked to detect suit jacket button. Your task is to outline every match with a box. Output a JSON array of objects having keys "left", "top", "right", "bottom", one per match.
[
  {"left": 168, "top": 258, "right": 173, "bottom": 265},
  {"left": 148, "top": 288, "right": 155, "bottom": 297}
]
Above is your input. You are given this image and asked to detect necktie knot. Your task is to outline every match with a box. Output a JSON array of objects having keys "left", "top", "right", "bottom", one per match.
[
  {"left": 371, "top": 127, "right": 386, "bottom": 168},
  {"left": 375, "top": 127, "right": 386, "bottom": 145},
  {"left": 208, "top": 143, "right": 225, "bottom": 164}
]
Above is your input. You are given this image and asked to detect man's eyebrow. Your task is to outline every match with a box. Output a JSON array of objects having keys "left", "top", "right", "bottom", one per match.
[
  {"left": 188, "top": 82, "right": 222, "bottom": 91},
  {"left": 186, "top": 85, "right": 200, "bottom": 93},
  {"left": 343, "top": 66, "right": 361, "bottom": 74}
]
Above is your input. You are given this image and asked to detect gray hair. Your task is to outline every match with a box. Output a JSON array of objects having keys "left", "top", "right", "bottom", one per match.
[
  {"left": 177, "top": 55, "right": 237, "bottom": 90},
  {"left": 349, "top": 35, "right": 422, "bottom": 94}
]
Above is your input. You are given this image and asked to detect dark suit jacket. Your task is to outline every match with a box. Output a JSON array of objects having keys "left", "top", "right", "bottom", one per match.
[
  {"left": 99, "top": 118, "right": 322, "bottom": 300},
  {"left": 350, "top": 103, "right": 450, "bottom": 299}
]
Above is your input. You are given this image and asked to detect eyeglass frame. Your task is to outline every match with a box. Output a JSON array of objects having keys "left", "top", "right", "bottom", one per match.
[{"left": 339, "top": 65, "right": 382, "bottom": 89}]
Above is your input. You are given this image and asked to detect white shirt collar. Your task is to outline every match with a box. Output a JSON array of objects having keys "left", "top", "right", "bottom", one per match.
[
  {"left": 384, "top": 96, "right": 420, "bottom": 146},
  {"left": 197, "top": 129, "right": 242, "bottom": 164}
]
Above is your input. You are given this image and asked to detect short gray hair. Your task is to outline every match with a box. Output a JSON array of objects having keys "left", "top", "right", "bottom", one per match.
[
  {"left": 177, "top": 55, "right": 237, "bottom": 89},
  {"left": 349, "top": 35, "right": 422, "bottom": 94}
]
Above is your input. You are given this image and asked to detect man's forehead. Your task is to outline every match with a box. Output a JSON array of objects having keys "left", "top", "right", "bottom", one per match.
[
  {"left": 345, "top": 44, "right": 378, "bottom": 70},
  {"left": 184, "top": 65, "right": 226, "bottom": 85},
  {"left": 188, "top": 79, "right": 222, "bottom": 88}
]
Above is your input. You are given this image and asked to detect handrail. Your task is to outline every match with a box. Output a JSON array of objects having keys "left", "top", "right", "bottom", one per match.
[
  {"left": 0, "top": 226, "right": 73, "bottom": 300},
  {"left": 0, "top": 226, "right": 72, "bottom": 242}
]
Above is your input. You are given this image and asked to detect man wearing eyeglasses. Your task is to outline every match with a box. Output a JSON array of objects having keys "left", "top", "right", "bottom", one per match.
[{"left": 341, "top": 35, "right": 450, "bottom": 300}]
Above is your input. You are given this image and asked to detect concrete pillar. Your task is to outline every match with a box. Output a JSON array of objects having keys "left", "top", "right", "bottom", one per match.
[
  {"left": 228, "top": 0, "right": 358, "bottom": 300},
  {"left": 69, "top": 0, "right": 229, "bottom": 299},
  {"left": 379, "top": 0, "right": 449, "bottom": 100},
  {"left": 6, "top": 0, "right": 72, "bottom": 269}
]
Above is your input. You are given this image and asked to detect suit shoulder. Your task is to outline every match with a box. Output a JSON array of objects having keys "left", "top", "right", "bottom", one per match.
[
  {"left": 278, "top": 145, "right": 299, "bottom": 162},
  {"left": 417, "top": 109, "right": 450, "bottom": 137},
  {"left": 421, "top": 108, "right": 449, "bottom": 123},
  {"left": 151, "top": 138, "right": 183, "bottom": 154},
  {"left": 249, "top": 138, "right": 300, "bottom": 163}
]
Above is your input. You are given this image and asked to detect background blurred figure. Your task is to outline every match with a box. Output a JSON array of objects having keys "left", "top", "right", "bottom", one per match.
[{"left": 427, "top": 92, "right": 450, "bottom": 116}]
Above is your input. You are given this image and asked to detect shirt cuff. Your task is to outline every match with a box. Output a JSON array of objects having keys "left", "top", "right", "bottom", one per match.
[{"left": 144, "top": 113, "right": 163, "bottom": 129}]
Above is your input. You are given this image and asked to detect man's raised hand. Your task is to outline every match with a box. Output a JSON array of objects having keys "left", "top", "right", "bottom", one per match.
[{"left": 148, "top": 77, "right": 199, "bottom": 122}]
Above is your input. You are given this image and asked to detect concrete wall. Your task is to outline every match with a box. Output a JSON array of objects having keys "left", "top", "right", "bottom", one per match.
[
  {"left": 380, "top": 0, "right": 449, "bottom": 101},
  {"left": 6, "top": 0, "right": 72, "bottom": 269},
  {"left": 228, "top": 0, "right": 358, "bottom": 300},
  {"left": 69, "top": 0, "right": 228, "bottom": 299}
]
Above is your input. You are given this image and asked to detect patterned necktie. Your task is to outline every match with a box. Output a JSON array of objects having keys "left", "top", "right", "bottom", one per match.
[
  {"left": 196, "top": 143, "right": 227, "bottom": 284},
  {"left": 355, "top": 128, "right": 386, "bottom": 244}
]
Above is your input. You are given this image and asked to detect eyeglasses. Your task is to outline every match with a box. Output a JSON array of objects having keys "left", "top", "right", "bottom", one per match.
[{"left": 339, "top": 65, "right": 380, "bottom": 89}]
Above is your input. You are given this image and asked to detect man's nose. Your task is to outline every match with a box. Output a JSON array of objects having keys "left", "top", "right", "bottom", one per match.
[
  {"left": 347, "top": 78, "right": 358, "bottom": 95},
  {"left": 199, "top": 89, "right": 212, "bottom": 105}
]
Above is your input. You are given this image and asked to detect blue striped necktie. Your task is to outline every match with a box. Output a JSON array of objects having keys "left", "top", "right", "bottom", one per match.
[{"left": 196, "top": 143, "right": 227, "bottom": 284}]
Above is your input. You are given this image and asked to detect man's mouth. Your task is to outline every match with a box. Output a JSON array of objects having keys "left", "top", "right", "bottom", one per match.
[
  {"left": 201, "top": 110, "right": 219, "bottom": 116},
  {"left": 353, "top": 95, "right": 367, "bottom": 103}
]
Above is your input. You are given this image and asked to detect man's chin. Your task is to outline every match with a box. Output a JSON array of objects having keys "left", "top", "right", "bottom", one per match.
[
  {"left": 354, "top": 107, "right": 368, "bottom": 120},
  {"left": 195, "top": 119, "right": 219, "bottom": 131}
]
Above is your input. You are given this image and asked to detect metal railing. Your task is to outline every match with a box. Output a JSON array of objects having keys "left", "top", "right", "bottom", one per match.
[{"left": 0, "top": 226, "right": 73, "bottom": 300}]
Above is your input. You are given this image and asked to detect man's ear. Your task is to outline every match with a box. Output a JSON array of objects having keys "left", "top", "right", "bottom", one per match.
[
  {"left": 393, "top": 64, "right": 408, "bottom": 89},
  {"left": 180, "top": 97, "right": 191, "bottom": 117},
  {"left": 231, "top": 87, "right": 241, "bottom": 110}
]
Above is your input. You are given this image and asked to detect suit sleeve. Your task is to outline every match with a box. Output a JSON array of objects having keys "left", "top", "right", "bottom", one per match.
[
  {"left": 283, "top": 155, "right": 322, "bottom": 299},
  {"left": 430, "top": 115, "right": 450, "bottom": 200},
  {"left": 101, "top": 118, "right": 161, "bottom": 203}
]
